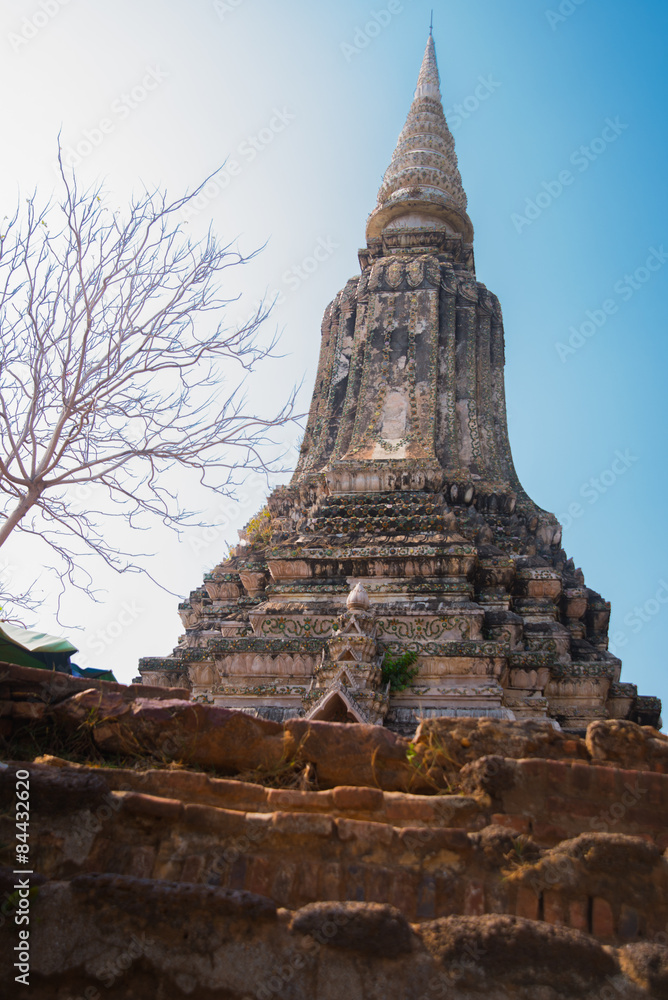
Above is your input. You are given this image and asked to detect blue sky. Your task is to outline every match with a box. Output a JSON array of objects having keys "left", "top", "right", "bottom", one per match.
[{"left": 0, "top": 0, "right": 666, "bottom": 719}]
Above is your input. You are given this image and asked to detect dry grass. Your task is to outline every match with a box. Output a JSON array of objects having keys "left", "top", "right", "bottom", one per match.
[
  {"left": 405, "top": 729, "right": 461, "bottom": 794},
  {"left": 2, "top": 713, "right": 322, "bottom": 789},
  {"left": 2, "top": 715, "right": 104, "bottom": 766},
  {"left": 233, "top": 731, "right": 318, "bottom": 790}
]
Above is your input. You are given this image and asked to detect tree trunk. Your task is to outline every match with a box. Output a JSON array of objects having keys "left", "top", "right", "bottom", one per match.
[{"left": 0, "top": 490, "right": 40, "bottom": 548}]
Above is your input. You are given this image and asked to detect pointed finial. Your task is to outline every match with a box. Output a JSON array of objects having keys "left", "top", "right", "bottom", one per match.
[
  {"left": 365, "top": 32, "right": 474, "bottom": 245},
  {"left": 414, "top": 32, "right": 441, "bottom": 101},
  {"left": 347, "top": 582, "right": 370, "bottom": 610},
  {"left": 430, "top": 9, "right": 433, "bottom": 36}
]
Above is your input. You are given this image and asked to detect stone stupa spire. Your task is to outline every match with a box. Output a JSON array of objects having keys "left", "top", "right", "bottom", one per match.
[
  {"left": 284, "top": 32, "right": 512, "bottom": 478},
  {"left": 366, "top": 34, "right": 473, "bottom": 243},
  {"left": 140, "top": 28, "right": 661, "bottom": 738}
]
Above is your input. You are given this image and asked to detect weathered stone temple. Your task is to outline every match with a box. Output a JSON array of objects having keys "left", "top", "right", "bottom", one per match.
[{"left": 140, "top": 36, "right": 660, "bottom": 735}]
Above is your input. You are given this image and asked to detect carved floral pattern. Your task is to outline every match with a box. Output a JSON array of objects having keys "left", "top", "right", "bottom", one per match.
[{"left": 377, "top": 617, "right": 472, "bottom": 641}]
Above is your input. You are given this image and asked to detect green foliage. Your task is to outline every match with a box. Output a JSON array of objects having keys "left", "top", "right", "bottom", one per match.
[
  {"left": 245, "top": 506, "right": 272, "bottom": 548},
  {"left": 381, "top": 650, "right": 419, "bottom": 691}
]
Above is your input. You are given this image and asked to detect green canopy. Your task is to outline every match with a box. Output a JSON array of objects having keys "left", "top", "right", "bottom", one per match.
[
  {"left": 0, "top": 622, "right": 78, "bottom": 671},
  {"left": 0, "top": 622, "right": 78, "bottom": 655},
  {"left": 0, "top": 641, "right": 47, "bottom": 671}
]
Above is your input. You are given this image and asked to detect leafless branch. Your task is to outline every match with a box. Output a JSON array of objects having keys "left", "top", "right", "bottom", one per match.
[{"left": 0, "top": 149, "right": 301, "bottom": 615}]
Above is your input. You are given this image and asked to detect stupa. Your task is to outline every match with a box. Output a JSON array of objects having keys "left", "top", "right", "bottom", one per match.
[{"left": 139, "top": 35, "right": 661, "bottom": 734}]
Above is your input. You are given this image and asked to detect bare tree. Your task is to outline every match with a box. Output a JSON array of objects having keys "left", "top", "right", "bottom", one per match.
[{"left": 0, "top": 158, "right": 297, "bottom": 610}]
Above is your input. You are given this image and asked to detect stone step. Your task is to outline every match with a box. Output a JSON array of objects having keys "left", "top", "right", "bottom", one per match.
[
  {"left": 3, "top": 761, "right": 667, "bottom": 939},
  {"left": 31, "top": 759, "right": 486, "bottom": 828}
]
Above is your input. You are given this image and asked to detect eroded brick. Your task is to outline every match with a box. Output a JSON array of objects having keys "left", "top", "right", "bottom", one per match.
[
  {"left": 515, "top": 886, "right": 539, "bottom": 921},
  {"left": 491, "top": 813, "right": 530, "bottom": 834},
  {"left": 568, "top": 897, "right": 589, "bottom": 932},
  {"left": 592, "top": 897, "right": 615, "bottom": 940},
  {"left": 618, "top": 904, "right": 639, "bottom": 940},
  {"left": 544, "top": 890, "right": 566, "bottom": 925},
  {"left": 332, "top": 786, "right": 384, "bottom": 812},
  {"left": 463, "top": 879, "right": 485, "bottom": 916},
  {"left": 122, "top": 792, "right": 184, "bottom": 821}
]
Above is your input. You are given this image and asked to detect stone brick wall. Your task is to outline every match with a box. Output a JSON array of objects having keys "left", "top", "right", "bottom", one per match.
[
  {"left": 1, "top": 667, "right": 668, "bottom": 998},
  {"left": 3, "top": 757, "right": 667, "bottom": 943},
  {"left": 0, "top": 661, "right": 189, "bottom": 739}
]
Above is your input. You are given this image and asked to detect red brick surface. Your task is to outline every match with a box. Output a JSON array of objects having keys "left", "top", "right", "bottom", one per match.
[
  {"left": 592, "top": 897, "right": 615, "bottom": 940},
  {"left": 515, "top": 887, "right": 539, "bottom": 920},
  {"left": 464, "top": 880, "right": 485, "bottom": 916},
  {"left": 568, "top": 898, "right": 589, "bottom": 932},
  {"left": 544, "top": 890, "right": 566, "bottom": 926},
  {"left": 491, "top": 813, "right": 531, "bottom": 834},
  {"left": 122, "top": 792, "right": 184, "bottom": 821}
]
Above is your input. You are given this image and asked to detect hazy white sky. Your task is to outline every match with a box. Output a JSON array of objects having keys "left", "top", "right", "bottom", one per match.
[{"left": 0, "top": 0, "right": 667, "bottom": 717}]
